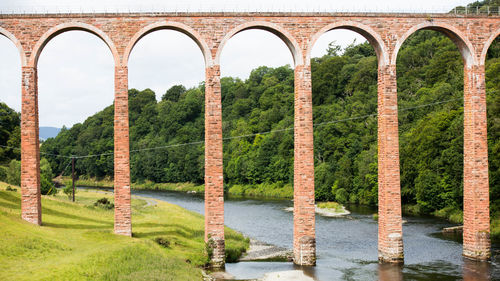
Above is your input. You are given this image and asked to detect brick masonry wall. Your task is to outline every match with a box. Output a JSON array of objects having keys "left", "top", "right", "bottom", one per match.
[
  {"left": 294, "top": 64, "right": 316, "bottom": 266},
  {"left": 463, "top": 64, "right": 490, "bottom": 260},
  {"left": 20, "top": 66, "right": 41, "bottom": 225},
  {"left": 3, "top": 12, "right": 498, "bottom": 264},
  {"left": 113, "top": 65, "right": 132, "bottom": 236},
  {"left": 205, "top": 64, "right": 225, "bottom": 267},
  {"left": 377, "top": 64, "right": 404, "bottom": 263}
]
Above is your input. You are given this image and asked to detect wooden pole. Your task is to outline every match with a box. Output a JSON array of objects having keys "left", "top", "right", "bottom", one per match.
[{"left": 72, "top": 157, "right": 75, "bottom": 202}]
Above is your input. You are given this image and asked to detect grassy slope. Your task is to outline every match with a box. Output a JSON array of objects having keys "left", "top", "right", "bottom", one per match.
[{"left": 0, "top": 182, "right": 248, "bottom": 281}]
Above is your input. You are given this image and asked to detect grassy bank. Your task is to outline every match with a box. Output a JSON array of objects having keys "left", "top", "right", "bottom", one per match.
[
  {"left": 317, "top": 202, "right": 343, "bottom": 212},
  {"left": 227, "top": 183, "right": 293, "bottom": 198},
  {"left": 0, "top": 181, "right": 248, "bottom": 281}
]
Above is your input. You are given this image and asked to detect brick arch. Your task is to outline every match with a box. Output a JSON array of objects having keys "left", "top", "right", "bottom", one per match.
[
  {"left": 124, "top": 21, "right": 211, "bottom": 67},
  {"left": 306, "top": 21, "right": 388, "bottom": 66},
  {"left": 0, "top": 26, "right": 27, "bottom": 67},
  {"left": 391, "top": 22, "right": 477, "bottom": 66},
  {"left": 29, "top": 22, "right": 119, "bottom": 67},
  {"left": 214, "top": 21, "right": 302, "bottom": 66},
  {"left": 480, "top": 28, "right": 500, "bottom": 65}
]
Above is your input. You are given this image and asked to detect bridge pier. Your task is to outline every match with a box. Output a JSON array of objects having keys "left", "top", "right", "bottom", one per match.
[
  {"left": 204, "top": 64, "right": 225, "bottom": 267},
  {"left": 20, "top": 66, "right": 42, "bottom": 225},
  {"left": 293, "top": 64, "right": 316, "bottom": 266},
  {"left": 463, "top": 64, "right": 490, "bottom": 260},
  {"left": 113, "top": 65, "right": 132, "bottom": 236},
  {"left": 377, "top": 64, "right": 404, "bottom": 263}
]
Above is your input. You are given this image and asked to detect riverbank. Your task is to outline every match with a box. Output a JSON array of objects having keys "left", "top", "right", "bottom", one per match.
[
  {"left": 57, "top": 177, "right": 500, "bottom": 241},
  {"left": 404, "top": 204, "right": 500, "bottom": 242},
  {"left": 0, "top": 181, "right": 249, "bottom": 280},
  {"left": 59, "top": 177, "right": 292, "bottom": 198}
]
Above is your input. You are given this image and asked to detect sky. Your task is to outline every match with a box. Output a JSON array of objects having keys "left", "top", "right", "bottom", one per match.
[{"left": 0, "top": 0, "right": 474, "bottom": 127}]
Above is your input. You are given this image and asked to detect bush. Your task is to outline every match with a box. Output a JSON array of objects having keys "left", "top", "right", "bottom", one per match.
[
  {"left": 63, "top": 180, "right": 75, "bottom": 199},
  {"left": 93, "top": 197, "right": 114, "bottom": 210},
  {"left": 154, "top": 237, "right": 170, "bottom": 248},
  {"left": 335, "top": 188, "right": 349, "bottom": 204},
  {"left": 40, "top": 174, "right": 57, "bottom": 195},
  {"left": 0, "top": 166, "right": 7, "bottom": 182},
  {"left": 6, "top": 159, "right": 20, "bottom": 186}
]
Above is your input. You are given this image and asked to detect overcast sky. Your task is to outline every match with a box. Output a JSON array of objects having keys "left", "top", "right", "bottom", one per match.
[{"left": 0, "top": 0, "right": 473, "bottom": 127}]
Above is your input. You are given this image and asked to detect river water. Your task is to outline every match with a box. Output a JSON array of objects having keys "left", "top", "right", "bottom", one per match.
[{"left": 124, "top": 189, "right": 499, "bottom": 280}]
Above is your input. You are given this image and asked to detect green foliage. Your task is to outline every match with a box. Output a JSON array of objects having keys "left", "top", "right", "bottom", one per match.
[
  {"left": 63, "top": 180, "right": 75, "bottom": 199},
  {"left": 0, "top": 166, "right": 7, "bottom": 182},
  {"left": 162, "top": 84, "right": 186, "bottom": 102},
  {"left": 40, "top": 158, "right": 57, "bottom": 195},
  {"left": 154, "top": 237, "right": 171, "bottom": 248},
  {"left": 0, "top": 102, "right": 21, "bottom": 164},
  {"left": 317, "top": 201, "right": 343, "bottom": 212},
  {"left": 94, "top": 197, "right": 114, "bottom": 209},
  {"left": 6, "top": 159, "right": 21, "bottom": 186}
]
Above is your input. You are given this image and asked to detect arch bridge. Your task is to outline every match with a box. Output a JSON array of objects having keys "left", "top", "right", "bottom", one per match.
[{"left": 1, "top": 11, "right": 498, "bottom": 267}]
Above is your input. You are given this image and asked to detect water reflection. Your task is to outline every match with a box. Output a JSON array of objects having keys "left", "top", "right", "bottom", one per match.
[
  {"left": 463, "top": 258, "right": 491, "bottom": 281},
  {"left": 378, "top": 264, "right": 403, "bottom": 281}
]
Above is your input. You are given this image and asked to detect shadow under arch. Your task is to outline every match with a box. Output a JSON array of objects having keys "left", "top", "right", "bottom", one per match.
[
  {"left": 0, "top": 26, "right": 27, "bottom": 67},
  {"left": 214, "top": 21, "right": 303, "bottom": 67},
  {"left": 29, "top": 22, "right": 119, "bottom": 68},
  {"left": 480, "top": 27, "right": 500, "bottom": 65},
  {"left": 306, "top": 21, "right": 388, "bottom": 66},
  {"left": 123, "top": 21, "right": 211, "bottom": 67},
  {"left": 391, "top": 22, "right": 477, "bottom": 67}
]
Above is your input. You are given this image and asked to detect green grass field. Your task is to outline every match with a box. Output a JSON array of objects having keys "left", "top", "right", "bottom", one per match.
[{"left": 0, "top": 182, "right": 248, "bottom": 281}]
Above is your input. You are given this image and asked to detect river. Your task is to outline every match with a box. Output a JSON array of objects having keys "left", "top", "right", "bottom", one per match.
[{"left": 105, "top": 188, "right": 499, "bottom": 280}]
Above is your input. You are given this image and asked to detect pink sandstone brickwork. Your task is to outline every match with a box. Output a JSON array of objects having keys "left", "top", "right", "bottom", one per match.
[
  {"left": 463, "top": 64, "right": 490, "bottom": 260},
  {"left": 294, "top": 64, "right": 316, "bottom": 265},
  {"left": 204, "top": 64, "right": 225, "bottom": 267},
  {"left": 20, "top": 66, "right": 41, "bottom": 225},
  {"left": 2, "top": 12, "right": 498, "bottom": 265},
  {"left": 377, "top": 64, "right": 404, "bottom": 263},
  {"left": 113, "top": 65, "right": 132, "bottom": 236}
]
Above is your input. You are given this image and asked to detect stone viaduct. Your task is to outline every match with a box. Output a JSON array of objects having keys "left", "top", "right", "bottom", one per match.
[{"left": 1, "top": 11, "right": 498, "bottom": 267}]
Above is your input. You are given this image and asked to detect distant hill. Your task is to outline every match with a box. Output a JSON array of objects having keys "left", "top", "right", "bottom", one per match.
[{"left": 39, "top": 127, "right": 61, "bottom": 140}]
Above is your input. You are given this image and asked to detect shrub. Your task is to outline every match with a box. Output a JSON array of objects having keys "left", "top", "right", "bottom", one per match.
[
  {"left": 335, "top": 188, "right": 349, "bottom": 204},
  {"left": 93, "top": 197, "right": 114, "bottom": 210},
  {"left": 0, "top": 166, "right": 7, "bottom": 182},
  {"left": 63, "top": 180, "right": 75, "bottom": 199},
  {"left": 40, "top": 174, "right": 57, "bottom": 195},
  {"left": 154, "top": 237, "right": 170, "bottom": 248},
  {"left": 6, "top": 159, "right": 21, "bottom": 186}
]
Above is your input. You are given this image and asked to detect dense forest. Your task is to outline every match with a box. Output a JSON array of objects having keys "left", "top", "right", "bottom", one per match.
[{"left": 0, "top": 0, "right": 498, "bottom": 221}]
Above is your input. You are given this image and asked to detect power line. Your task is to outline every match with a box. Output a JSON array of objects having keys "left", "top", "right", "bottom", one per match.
[{"left": 0, "top": 97, "right": 462, "bottom": 159}]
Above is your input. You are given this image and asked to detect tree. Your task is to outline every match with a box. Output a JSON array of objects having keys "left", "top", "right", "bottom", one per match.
[{"left": 162, "top": 85, "right": 186, "bottom": 102}]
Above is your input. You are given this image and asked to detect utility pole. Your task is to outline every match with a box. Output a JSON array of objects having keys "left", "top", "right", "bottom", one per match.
[{"left": 72, "top": 157, "right": 75, "bottom": 202}]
